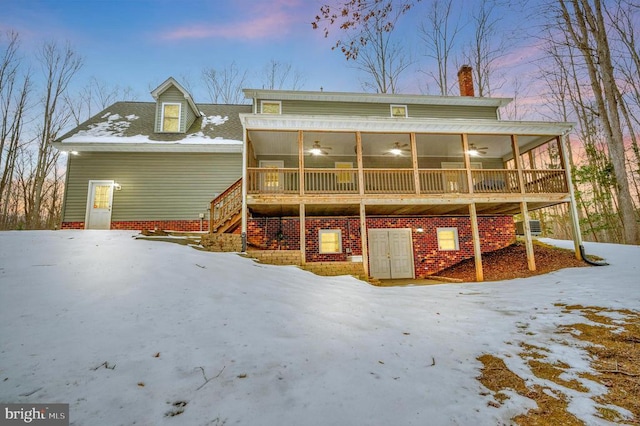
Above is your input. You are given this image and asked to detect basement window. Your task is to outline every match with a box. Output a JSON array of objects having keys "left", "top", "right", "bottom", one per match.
[
  {"left": 437, "top": 227, "right": 459, "bottom": 251},
  {"left": 319, "top": 229, "right": 342, "bottom": 254},
  {"left": 261, "top": 100, "right": 281, "bottom": 114}
]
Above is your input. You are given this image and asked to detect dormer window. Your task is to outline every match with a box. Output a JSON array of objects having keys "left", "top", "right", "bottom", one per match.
[
  {"left": 391, "top": 105, "right": 408, "bottom": 118},
  {"left": 161, "top": 102, "right": 181, "bottom": 132},
  {"left": 261, "top": 100, "right": 281, "bottom": 114}
]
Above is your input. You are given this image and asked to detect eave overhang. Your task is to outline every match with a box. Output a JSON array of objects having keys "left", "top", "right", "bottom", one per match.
[
  {"left": 240, "top": 114, "right": 574, "bottom": 137},
  {"left": 243, "top": 88, "right": 512, "bottom": 108},
  {"left": 50, "top": 141, "right": 242, "bottom": 153}
]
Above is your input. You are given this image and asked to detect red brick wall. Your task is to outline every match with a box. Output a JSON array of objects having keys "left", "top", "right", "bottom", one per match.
[
  {"left": 247, "top": 215, "right": 515, "bottom": 277},
  {"left": 61, "top": 220, "right": 209, "bottom": 232}
]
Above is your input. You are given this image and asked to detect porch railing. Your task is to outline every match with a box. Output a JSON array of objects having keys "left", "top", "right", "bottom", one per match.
[
  {"left": 419, "top": 169, "right": 468, "bottom": 193},
  {"left": 471, "top": 169, "right": 521, "bottom": 193},
  {"left": 363, "top": 169, "right": 415, "bottom": 194},
  {"left": 305, "top": 168, "right": 359, "bottom": 193},
  {"left": 523, "top": 169, "right": 568, "bottom": 193},
  {"left": 246, "top": 167, "right": 568, "bottom": 195}
]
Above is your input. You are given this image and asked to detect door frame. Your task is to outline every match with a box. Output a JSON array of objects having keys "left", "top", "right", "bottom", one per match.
[
  {"left": 85, "top": 180, "right": 114, "bottom": 229},
  {"left": 368, "top": 228, "right": 415, "bottom": 279}
]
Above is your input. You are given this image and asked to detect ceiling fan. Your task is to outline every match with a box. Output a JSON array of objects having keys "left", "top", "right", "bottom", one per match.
[
  {"left": 308, "top": 140, "right": 332, "bottom": 156},
  {"left": 467, "top": 143, "right": 488, "bottom": 156},
  {"left": 385, "top": 141, "right": 411, "bottom": 156}
]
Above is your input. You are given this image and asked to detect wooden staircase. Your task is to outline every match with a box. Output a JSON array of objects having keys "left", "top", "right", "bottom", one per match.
[{"left": 210, "top": 178, "right": 242, "bottom": 234}]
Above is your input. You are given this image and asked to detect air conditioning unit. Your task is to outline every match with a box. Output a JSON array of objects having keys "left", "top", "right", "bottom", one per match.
[{"left": 516, "top": 220, "right": 542, "bottom": 236}]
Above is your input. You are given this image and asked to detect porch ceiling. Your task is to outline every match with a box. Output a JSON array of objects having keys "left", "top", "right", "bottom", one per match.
[{"left": 247, "top": 129, "right": 559, "bottom": 160}]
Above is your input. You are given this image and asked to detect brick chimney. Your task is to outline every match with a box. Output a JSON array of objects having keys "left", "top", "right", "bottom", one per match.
[{"left": 457, "top": 65, "right": 474, "bottom": 97}]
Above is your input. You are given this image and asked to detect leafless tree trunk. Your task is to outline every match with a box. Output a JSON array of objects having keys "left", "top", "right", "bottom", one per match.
[
  {"left": 353, "top": 10, "right": 412, "bottom": 93},
  {"left": 26, "top": 42, "right": 82, "bottom": 229},
  {"left": 1, "top": 31, "right": 34, "bottom": 229},
  {"left": 202, "top": 62, "right": 249, "bottom": 104},
  {"left": 419, "top": 0, "right": 461, "bottom": 95},
  {"left": 462, "top": 0, "right": 507, "bottom": 97},
  {"left": 555, "top": 0, "right": 639, "bottom": 244}
]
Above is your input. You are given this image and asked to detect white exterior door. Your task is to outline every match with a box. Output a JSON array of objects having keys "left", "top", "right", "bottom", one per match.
[
  {"left": 85, "top": 180, "right": 114, "bottom": 229},
  {"left": 368, "top": 229, "right": 414, "bottom": 279}
]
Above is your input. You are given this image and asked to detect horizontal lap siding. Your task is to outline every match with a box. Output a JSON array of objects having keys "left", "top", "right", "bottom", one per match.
[
  {"left": 63, "top": 152, "right": 241, "bottom": 221},
  {"left": 278, "top": 100, "right": 497, "bottom": 119}
]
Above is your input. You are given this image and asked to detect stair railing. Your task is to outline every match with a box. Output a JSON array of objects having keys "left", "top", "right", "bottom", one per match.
[{"left": 210, "top": 178, "right": 242, "bottom": 232}]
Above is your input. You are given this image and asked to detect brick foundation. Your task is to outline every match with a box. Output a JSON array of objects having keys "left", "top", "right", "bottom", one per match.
[
  {"left": 61, "top": 220, "right": 209, "bottom": 232},
  {"left": 247, "top": 215, "right": 515, "bottom": 277}
]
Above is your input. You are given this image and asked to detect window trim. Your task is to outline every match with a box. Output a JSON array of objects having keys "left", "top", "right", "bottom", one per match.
[
  {"left": 161, "top": 102, "right": 182, "bottom": 132},
  {"left": 437, "top": 227, "right": 460, "bottom": 251},
  {"left": 261, "top": 100, "right": 282, "bottom": 114},
  {"left": 319, "top": 229, "right": 342, "bottom": 254},
  {"left": 390, "top": 104, "right": 408, "bottom": 118}
]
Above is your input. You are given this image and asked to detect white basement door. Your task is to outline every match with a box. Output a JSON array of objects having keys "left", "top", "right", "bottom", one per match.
[{"left": 368, "top": 228, "right": 414, "bottom": 279}]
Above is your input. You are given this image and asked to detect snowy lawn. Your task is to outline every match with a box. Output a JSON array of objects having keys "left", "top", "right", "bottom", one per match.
[{"left": 0, "top": 231, "right": 638, "bottom": 425}]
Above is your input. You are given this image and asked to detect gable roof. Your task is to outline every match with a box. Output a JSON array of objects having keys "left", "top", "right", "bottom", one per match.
[
  {"left": 53, "top": 102, "right": 251, "bottom": 153},
  {"left": 151, "top": 77, "right": 200, "bottom": 117}
]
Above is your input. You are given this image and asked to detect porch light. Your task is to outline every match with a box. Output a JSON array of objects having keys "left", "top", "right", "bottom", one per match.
[
  {"left": 310, "top": 148, "right": 323, "bottom": 156},
  {"left": 70, "top": 151, "right": 79, "bottom": 155},
  {"left": 415, "top": 227, "right": 424, "bottom": 233},
  {"left": 467, "top": 148, "right": 479, "bottom": 157},
  {"left": 389, "top": 148, "right": 403, "bottom": 156},
  {"left": 113, "top": 182, "right": 122, "bottom": 191}
]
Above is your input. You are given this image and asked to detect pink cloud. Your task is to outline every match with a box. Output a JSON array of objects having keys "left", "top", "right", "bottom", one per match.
[{"left": 161, "top": 1, "right": 305, "bottom": 41}]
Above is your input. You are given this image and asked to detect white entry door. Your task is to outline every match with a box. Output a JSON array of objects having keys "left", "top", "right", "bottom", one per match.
[
  {"left": 368, "top": 229, "right": 414, "bottom": 279},
  {"left": 85, "top": 180, "right": 114, "bottom": 229}
]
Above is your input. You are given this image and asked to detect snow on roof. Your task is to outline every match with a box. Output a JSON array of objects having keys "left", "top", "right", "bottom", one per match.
[{"left": 54, "top": 103, "right": 250, "bottom": 152}]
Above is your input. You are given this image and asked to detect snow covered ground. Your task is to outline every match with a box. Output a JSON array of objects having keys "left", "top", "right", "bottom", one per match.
[{"left": 0, "top": 231, "right": 638, "bottom": 425}]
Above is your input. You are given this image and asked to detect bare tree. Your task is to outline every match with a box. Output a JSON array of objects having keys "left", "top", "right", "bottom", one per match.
[
  {"left": 261, "top": 59, "right": 305, "bottom": 90},
  {"left": 202, "top": 62, "right": 249, "bottom": 104},
  {"left": 26, "top": 41, "right": 82, "bottom": 228},
  {"left": 312, "top": 0, "right": 419, "bottom": 60},
  {"left": 0, "top": 31, "right": 34, "bottom": 229},
  {"left": 352, "top": 10, "right": 413, "bottom": 93},
  {"left": 418, "top": 0, "right": 461, "bottom": 95},
  {"left": 65, "top": 76, "right": 138, "bottom": 126},
  {"left": 552, "top": 0, "right": 639, "bottom": 244},
  {"left": 462, "top": 0, "right": 507, "bottom": 97}
]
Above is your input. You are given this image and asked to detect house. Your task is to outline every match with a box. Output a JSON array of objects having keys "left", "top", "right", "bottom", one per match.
[
  {"left": 53, "top": 77, "right": 250, "bottom": 231},
  {"left": 54, "top": 69, "right": 584, "bottom": 281}
]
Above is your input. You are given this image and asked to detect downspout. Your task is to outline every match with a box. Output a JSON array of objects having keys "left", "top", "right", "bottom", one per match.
[
  {"left": 579, "top": 245, "right": 609, "bottom": 266},
  {"left": 241, "top": 119, "right": 248, "bottom": 252}
]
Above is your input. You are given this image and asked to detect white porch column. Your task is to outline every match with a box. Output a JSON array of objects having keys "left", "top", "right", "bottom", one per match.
[
  {"left": 512, "top": 134, "right": 535, "bottom": 271},
  {"left": 359, "top": 202, "right": 369, "bottom": 278},
  {"left": 469, "top": 203, "right": 484, "bottom": 282},
  {"left": 559, "top": 135, "right": 584, "bottom": 260},
  {"left": 241, "top": 127, "right": 248, "bottom": 252}
]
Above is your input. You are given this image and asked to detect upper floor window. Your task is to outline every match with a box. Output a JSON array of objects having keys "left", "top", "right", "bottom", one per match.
[
  {"left": 261, "top": 100, "right": 282, "bottom": 114},
  {"left": 390, "top": 105, "right": 408, "bottom": 118},
  {"left": 162, "top": 103, "right": 181, "bottom": 132}
]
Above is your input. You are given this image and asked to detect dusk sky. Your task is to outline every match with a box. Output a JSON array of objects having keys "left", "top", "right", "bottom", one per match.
[{"left": 3, "top": 0, "right": 539, "bottom": 106}]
